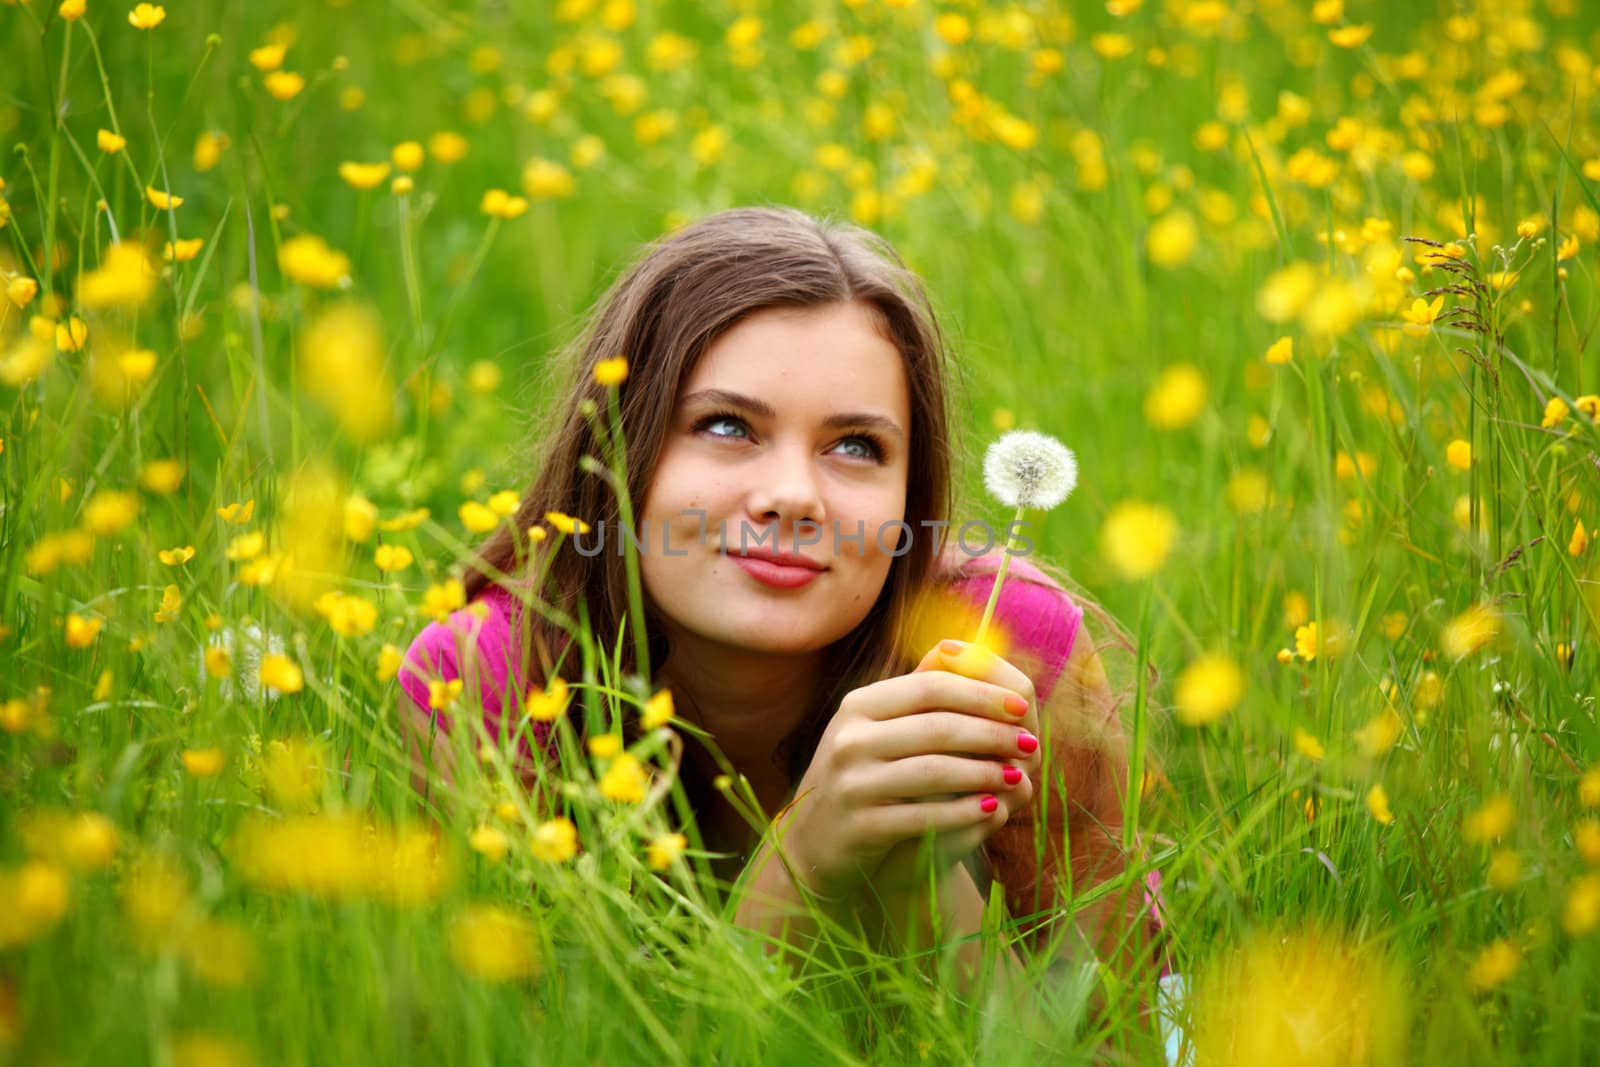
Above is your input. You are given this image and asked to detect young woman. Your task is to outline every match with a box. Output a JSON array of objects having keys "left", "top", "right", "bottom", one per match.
[{"left": 399, "top": 206, "right": 1167, "bottom": 994}]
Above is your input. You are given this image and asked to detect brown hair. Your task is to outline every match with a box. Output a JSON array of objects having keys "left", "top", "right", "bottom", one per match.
[{"left": 460, "top": 204, "right": 1152, "bottom": 971}]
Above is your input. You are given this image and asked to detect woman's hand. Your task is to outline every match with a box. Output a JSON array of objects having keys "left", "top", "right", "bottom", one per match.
[
  {"left": 872, "top": 639, "right": 1042, "bottom": 895},
  {"left": 771, "top": 639, "right": 1042, "bottom": 904}
]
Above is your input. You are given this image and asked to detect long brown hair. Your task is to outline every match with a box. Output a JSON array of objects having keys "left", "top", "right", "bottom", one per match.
[{"left": 464, "top": 205, "right": 959, "bottom": 779}]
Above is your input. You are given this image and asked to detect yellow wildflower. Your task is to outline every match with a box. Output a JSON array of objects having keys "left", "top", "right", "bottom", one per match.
[
  {"left": 1264, "top": 336, "right": 1293, "bottom": 364},
  {"left": 97, "top": 129, "right": 126, "bottom": 153},
  {"left": 1327, "top": 24, "right": 1372, "bottom": 48},
  {"left": 278, "top": 235, "right": 351, "bottom": 288},
  {"left": 1543, "top": 396, "right": 1570, "bottom": 429},
  {"left": 1173, "top": 654, "right": 1243, "bottom": 726},
  {"left": 468, "top": 825, "right": 510, "bottom": 864},
  {"left": 1366, "top": 783, "right": 1393, "bottom": 825},
  {"left": 1467, "top": 939, "right": 1519, "bottom": 992},
  {"left": 529, "top": 817, "right": 578, "bottom": 863},
  {"left": 374, "top": 544, "right": 413, "bottom": 572},
  {"left": 641, "top": 688, "right": 675, "bottom": 730},
  {"left": 259, "top": 654, "right": 305, "bottom": 695},
  {"left": 646, "top": 832, "right": 688, "bottom": 871},
  {"left": 182, "top": 748, "right": 226, "bottom": 777},
  {"left": 127, "top": 3, "right": 166, "bottom": 29},
  {"left": 1293, "top": 728, "right": 1325, "bottom": 762},
  {"left": 599, "top": 752, "right": 649, "bottom": 803},
  {"left": 65, "top": 613, "right": 103, "bottom": 648},
  {"left": 264, "top": 71, "right": 305, "bottom": 99},
  {"left": 146, "top": 185, "right": 183, "bottom": 210},
  {"left": 1464, "top": 794, "right": 1513, "bottom": 844},
  {"left": 593, "top": 356, "right": 628, "bottom": 386},
  {"left": 525, "top": 677, "right": 570, "bottom": 723},
  {"left": 338, "top": 161, "right": 391, "bottom": 190},
  {"left": 544, "top": 511, "right": 592, "bottom": 537},
  {"left": 1442, "top": 602, "right": 1499, "bottom": 660},
  {"left": 1100, "top": 501, "right": 1176, "bottom": 580}
]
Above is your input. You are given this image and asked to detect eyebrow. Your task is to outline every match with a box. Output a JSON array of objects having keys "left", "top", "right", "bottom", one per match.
[{"left": 680, "top": 388, "right": 907, "bottom": 441}]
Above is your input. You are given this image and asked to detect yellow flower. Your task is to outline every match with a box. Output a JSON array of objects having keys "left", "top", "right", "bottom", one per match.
[
  {"left": 1487, "top": 849, "right": 1521, "bottom": 890},
  {"left": 1353, "top": 706, "right": 1402, "bottom": 758},
  {"left": 55, "top": 316, "right": 89, "bottom": 351},
  {"left": 216, "top": 499, "right": 255, "bottom": 524},
  {"left": 1365, "top": 783, "right": 1394, "bottom": 825},
  {"left": 1099, "top": 501, "right": 1176, "bottom": 580},
  {"left": 259, "top": 654, "right": 305, "bottom": 695},
  {"left": 1565, "top": 875, "right": 1600, "bottom": 936},
  {"left": 158, "top": 545, "right": 195, "bottom": 566},
  {"left": 459, "top": 500, "right": 500, "bottom": 533},
  {"left": 521, "top": 158, "right": 575, "bottom": 200},
  {"left": 225, "top": 531, "right": 264, "bottom": 561},
  {"left": 1446, "top": 438, "right": 1471, "bottom": 470},
  {"left": 1293, "top": 728, "right": 1325, "bottom": 762},
  {"left": 193, "top": 130, "right": 229, "bottom": 170},
  {"left": 1144, "top": 363, "right": 1207, "bottom": 430},
  {"left": 65, "top": 613, "right": 104, "bottom": 648},
  {"left": 278, "top": 234, "right": 351, "bottom": 288},
  {"left": 1090, "top": 33, "right": 1134, "bottom": 59},
  {"left": 204, "top": 645, "right": 232, "bottom": 679},
  {"left": 263, "top": 71, "right": 305, "bottom": 100},
  {"left": 1146, "top": 210, "right": 1198, "bottom": 269},
  {"left": 181, "top": 748, "right": 226, "bottom": 777},
  {"left": 1442, "top": 602, "right": 1499, "bottom": 660},
  {"left": 1577, "top": 820, "right": 1600, "bottom": 866},
  {"left": 97, "top": 129, "right": 127, "bottom": 153},
  {"left": 933, "top": 12, "right": 971, "bottom": 45},
  {"left": 1257, "top": 262, "right": 1317, "bottom": 322},
  {"left": 79, "top": 243, "right": 156, "bottom": 308},
  {"left": 529, "top": 817, "right": 578, "bottom": 864},
  {"left": 316, "top": 592, "right": 378, "bottom": 638},
  {"left": 127, "top": 3, "right": 166, "bottom": 29},
  {"left": 1327, "top": 23, "right": 1372, "bottom": 48},
  {"left": 1, "top": 861, "right": 72, "bottom": 946},
  {"left": 1571, "top": 520, "right": 1589, "bottom": 557},
  {"left": 163, "top": 237, "right": 204, "bottom": 262},
  {"left": 428, "top": 679, "right": 463, "bottom": 711},
  {"left": 593, "top": 356, "right": 628, "bottom": 386},
  {"left": 479, "top": 189, "right": 529, "bottom": 219},
  {"left": 377, "top": 643, "right": 403, "bottom": 682},
  {"left": 641, "top": 689, "right": 675, "bottom": 730},
  {"left": 544, "top": 511, "right": 592, "bottom": 537},
  {"left": 486, "top": 490, "right": 520, "bottom": 517},
  {"left": 1467, "top": 939, "right": 1519, "bottom": 992},
  {"left": 587, "top": 733, "right": 622, "bottom": 759},
  {"left": 374, "top": 544, "right": 413, "bottom": 572},
  {"left": 450, "top": 905, "right": 539, "bottom": 981},
  {"left": 1542, "top": 396, "right": 1570, "bottom": 429},
  {"left": 1400, "top": 295, "right": 1443, "bottom": 336},
  {"left": 468, "top": 825, "right": 510, "bottom": 863},
  {"left": 338, "top": 161, "right": 391, "bottom": 190},
  {"left": 646, "top": 831, "right": 688, "bottom": 871},
  {"left": 153, "top": 584, "right": 183, "bottom": 624},
  {"left": 139, "top": 459, "right": 184, "bottom": 494},
  {"left": 1173, "top": 654, "right": 1242, "bottom": 726},
  {"left": 1264, "top": 336, "right": 1293, "bottom": 364},
  {"left": 249, "top": 42, "right": 287, "bottom": 71},
  {"left": 146, "top": 185, "right": 183, "bottom": 210},
  {"left": 421, "top": 580, "right": 466, "bottom": 622},
  {"left": 391, "top": 141, "right": 425, "bottom": 172},
  {"left": 343, "top": 496, "right": 377, "bottom": 542},
  {"left": 6, "top": 275, "right": 38, "bottom": 307},
  {"left": 83, "top": 489, "right": 139, "bottom": 535},
  {"left": 1558, "top": 234, "right": 1580, "bottom": 261},
  {"left": 59, "top": 0, "right": 86, "bottom": 20},
  {"left": 523, "top": 677, "right": 570, "bottom": 723},
  {"left": 429, "top": 130, "right": 468, "bottom": 163},
  {"left": 1463, "top": 794, "right": 1513, "bottom": 844},
  {"left": 599, "top": 752, "right": 649, "bottom": 803}
]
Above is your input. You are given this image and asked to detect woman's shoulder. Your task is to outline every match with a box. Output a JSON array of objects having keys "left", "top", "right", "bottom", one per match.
[
  {"left": 931, "top": 546, "right": 1084, "bottom": 701},
  {"left": 398, "top": 583, "right": 525, "bottom": 711}
]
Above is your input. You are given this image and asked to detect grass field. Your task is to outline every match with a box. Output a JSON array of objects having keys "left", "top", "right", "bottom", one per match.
[{"left": 5, "top": 0, "right": 1600, "bottom": 1063}]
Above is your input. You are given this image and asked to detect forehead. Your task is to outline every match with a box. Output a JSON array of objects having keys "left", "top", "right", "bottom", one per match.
[{"left": 682, "top": 302, "right": 910, "bottom": 416}]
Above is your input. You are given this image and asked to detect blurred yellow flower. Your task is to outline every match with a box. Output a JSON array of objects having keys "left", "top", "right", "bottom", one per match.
[
  {"left": 65, "top": 613, "right": 103, "bottom": 648},
  {"left": 642, "top": 688, "right": 675, "bottom": 730},
  {"left": 1146, "top": 210, "right": 1198, "bottom": 269},
  {"left": 646, "top": 831, "right": 688, "bottom": 871},
  {"left": 6, "top": 275, "right": 38, "bottom": 307},
  {"left": 530, "top": 817, "right": 578, "bottom": 863},
  {"left": 1441, "top": 602, "right": 1499, "bottom": 660},
  {"left": 263, "top": 71, "right": 305, "bottom": 100},
  {"left": 459, "top": 501, "right": 499, "bottom": 533},
  {"left": 468, "top": 825, "right": 510, "bottom": 863},
  {"left": 522, "top": 158, "right": 575, "bottom": 199},
  {"left": 139, "top": 459, "right": 183, "bottom": 493},
  {"left": 1144, "top": 362, "right": 1207, "bottom": 429},
  {"left": 182, "top": 748, "right": 226, "bottom": 777},
  {"left": 59, "top": 0, "right": 85, "bottom": 20},
  {"left": 1353, "top": 706, "right": 1402, "bottom": 758},
  {"left": 249, "top": 42, "right": 287, "bottom": 71},
  {"left": 600, "top": 752, "right": 649, "bottom": 803},
  {"left": 127, "top": 3, "right": 166, "bottom": 29},
  {"left": 525, "top": 677, "right": 571, "bottom": 722},
  {"left": 1571, "top": 520, "right": 1589, "bottom": 556},
  {"left": 259, "top": 654, "right": 304, "bottom": 695},
  {"left": 1446, "top": 439, "right": 1471, "bottom": 470},
  {"left": 374, "top": 544, "right": 413, "bottom": 572},
  {"left": 421, "top": 579, "right": 466, "bottom": 622},
  {"left": 204, "top": 645, "right": 232, "bottom": 679},
  {"left": 0, "top": 862, "right": 71, "bottom": 948},
  {"left": 1487, "top": 848, "right": 1521, "bottom": 890},
  {"left": 1100, "top": 501, "right": 1176, "bottom": 580},
  {"left": 1090, "top": 33, "right": 1134, "bottom": 59},
  {"left": 97, "top": 128, "right": 126, "bottom": 153},
  {"left": 1327, "top": 23, "right": 1372, "bottom": 47},
  {"left": 377, "top": 644, "right": 403, "bottom": 682},
  {"left": 153, "top": 584, "right": 182, "bottom": 623},
  {"left": 1467, "top": 939, "right": 1519, "bottom": 992},
  {"left": 429, "top": 130, "right": 468, "bottom": 163},
  {"left": 79, "top": 242, "right": 156, "bottom": 307},
  {"left": 278, "top": 234, "right": 351, "bottom": 288},
  {"left": 1543, "top": 396, "right": 1570, "bottom": 428},
  {"left": 146, "top": 185, "right": 183, "bottom": 209},
  {"left": 1293, "top": 728, "right": 1325, "bottom": 762},
  {"left": 163, "top": 237, "right": 203, "bottom": 262},
  {"left": 1566, "top": 875, "right": 1600, "bottom": 936},
  {"left": 1173, "top": 654, "right": 1243, "bottom": 726},
  {"left": 479, "top": 189, "right": 528, "bottom": 219},
  {"left": 315, "top": 592, "right": 378, "bottom": 638},
  {"left": 1463, "top": 794, "right": 1513, "bottom": 844},
  {"left": 544, "top": 511, "right": 591, "bottom": 536},
  {"left": 1264, "top": 336, "right": 1293, "bottom": 364},
  {"left": 158, "top": 545, "right": 195, "bottom": 566},
  {"left": 84, "top": 489, "right": 139, "bottom": 534},
  {"left": 593, "top": 356, "right": 628, "bottom": 386},
  {"left": 300, "top": 302, "right": 394, "bottom": 440},
  {"left": 193, "top": 130, "right": 229, "bottom": 171},
  {"left": 338, "top": 161, "right": 391, "bottom": 190}
]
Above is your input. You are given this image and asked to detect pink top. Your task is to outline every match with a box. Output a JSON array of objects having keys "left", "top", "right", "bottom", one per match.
[{"left": 397, "top": 550, "right": 1169, "bottom": 968}]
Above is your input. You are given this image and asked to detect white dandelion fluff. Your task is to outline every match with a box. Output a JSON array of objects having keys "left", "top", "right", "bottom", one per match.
[{"left": 982, "top": 430, "right": 1078, "bottom": 511}]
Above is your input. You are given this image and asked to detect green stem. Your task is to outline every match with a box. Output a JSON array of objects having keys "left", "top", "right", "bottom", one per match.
[
  {"left": 606, "top": 384, "right": 651, "bottom": 682},
  {"left": 973, "top": 503, "right": 1026, "bottom": 647},
  {"left": 1122, "top": 577, "right": 1153, "bottom": 853}
]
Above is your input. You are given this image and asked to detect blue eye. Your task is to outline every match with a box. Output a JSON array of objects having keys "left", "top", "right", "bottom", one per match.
[
  {"left": 691, "top": 410, "right": 886, "bottom": 463},
  {"left": 695, "top": 414, "right": 749, "bottom": 439},
  {"left": 834, "top": 436, "right": 884, "bottom": 461}
]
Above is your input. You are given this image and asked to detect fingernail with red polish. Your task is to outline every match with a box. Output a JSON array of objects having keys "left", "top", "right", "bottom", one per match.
[
  {"left": 1003, "top": 693, "right": 1029, "bottom": 717},
  {"left": 1002, "top": 765, "right": 1023, "bottom": 786},
  {"left": 980, "top": 794, "right": 999, "bottom": 813},
  {"left": 1017, "top": 731, "right": 1039, "bottom": 754}
]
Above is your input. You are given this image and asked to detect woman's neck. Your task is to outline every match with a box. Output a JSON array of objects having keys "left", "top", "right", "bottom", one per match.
[{"left": 657, "top": 642, "right": 824, "bottom": 817}]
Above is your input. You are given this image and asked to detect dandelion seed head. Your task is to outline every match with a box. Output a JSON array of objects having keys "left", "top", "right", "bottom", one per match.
[{"left": 982, "top": 430, "right": 1077, "bottom": 511}]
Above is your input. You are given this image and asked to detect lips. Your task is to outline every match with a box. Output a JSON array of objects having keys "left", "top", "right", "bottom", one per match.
[{"left": 729, "top": 550, "right": 827, "bottom": 590}]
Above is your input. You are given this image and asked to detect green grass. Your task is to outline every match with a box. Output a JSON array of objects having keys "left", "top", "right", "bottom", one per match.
[{"left": 4, "top": 0, "right": 1600, "bottom": 1063}]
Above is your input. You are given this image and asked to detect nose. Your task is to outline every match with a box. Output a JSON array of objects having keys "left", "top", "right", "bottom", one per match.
[{"left": 744, "top": 442, "right": 827, "bottom": 539}]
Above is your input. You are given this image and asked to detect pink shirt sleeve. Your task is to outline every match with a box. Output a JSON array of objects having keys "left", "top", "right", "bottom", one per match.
[
  {"left": 937, "top": 552, "right": 1084, "bottom": 702},
  {"left": 399, "top": 585, "right": 549, "bottom": 759}
]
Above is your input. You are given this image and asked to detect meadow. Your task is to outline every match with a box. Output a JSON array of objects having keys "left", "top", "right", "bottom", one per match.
[{"left": 4, "top": 0, "right": 1600, "bottom": 1063}]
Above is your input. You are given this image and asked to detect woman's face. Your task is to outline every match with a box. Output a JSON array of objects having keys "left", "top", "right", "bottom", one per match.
[{"left": 640, "top": 300, "right": 912, "bottom": 659}]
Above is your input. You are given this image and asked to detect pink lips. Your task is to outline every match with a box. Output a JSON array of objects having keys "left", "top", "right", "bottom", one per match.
[{"left": 731, "top": 551, "right": 826, "bottom": 589}]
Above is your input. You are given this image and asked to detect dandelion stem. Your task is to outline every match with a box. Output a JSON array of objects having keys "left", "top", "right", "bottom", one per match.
[
  {"left": 1122, "top": 577, "right": 1153, "bottom": 853},
  {"left": 973, "top": 503, "right": 1026, "bottom": 647}
]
